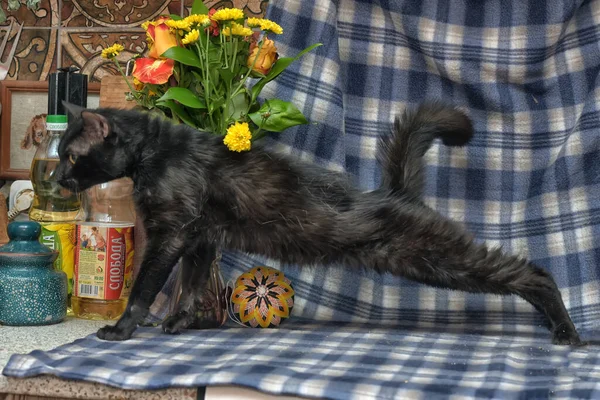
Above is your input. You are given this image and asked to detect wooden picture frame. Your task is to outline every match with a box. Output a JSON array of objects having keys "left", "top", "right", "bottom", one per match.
[{"left": 0, "top": 80, "right": 101, "bottom": 180}]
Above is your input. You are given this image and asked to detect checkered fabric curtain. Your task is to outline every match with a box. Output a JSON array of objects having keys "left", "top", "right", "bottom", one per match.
[{"left": 206, "top": 0, "right": 600, "bottom": 332}]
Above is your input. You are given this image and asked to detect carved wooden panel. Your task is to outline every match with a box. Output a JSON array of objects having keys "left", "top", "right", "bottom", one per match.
[{"left": 0, "top": 0, "right": 269, "bottom": 80}]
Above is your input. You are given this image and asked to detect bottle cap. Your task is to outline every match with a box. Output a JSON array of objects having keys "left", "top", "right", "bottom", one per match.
[
  {"left": 48, "top": 67, "right": 88, "bottom": 119},
  {"left": 46, "top": 114, "right": 68, "bottom": 131}
]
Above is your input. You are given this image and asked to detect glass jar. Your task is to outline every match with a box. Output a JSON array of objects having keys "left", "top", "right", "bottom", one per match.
[{"left": 0, "top": 221, "right": 68, "bottom": 325}]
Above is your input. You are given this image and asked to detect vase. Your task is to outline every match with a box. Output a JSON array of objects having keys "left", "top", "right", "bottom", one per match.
[{"left": 169, "top": 249, "right": 228, "bottom": 328}]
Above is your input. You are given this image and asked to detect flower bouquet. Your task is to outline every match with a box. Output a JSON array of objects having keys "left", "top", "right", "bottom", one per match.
[{"left": 102, "top": 1, "right": 321, "bottom": 152}]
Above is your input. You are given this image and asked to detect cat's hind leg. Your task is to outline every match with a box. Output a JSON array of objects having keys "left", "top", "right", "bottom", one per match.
[
  {"left": 162, "top": 243, "right": 217, "bottom": 334},
  {"left": 389, "top": 235, "right": 581, "bottom": 345},
  {"left": 360, "top": 205, "right": 582, "bottom": 345}
]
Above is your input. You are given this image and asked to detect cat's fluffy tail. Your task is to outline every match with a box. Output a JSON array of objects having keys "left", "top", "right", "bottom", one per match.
[{"left": 377, "top": 102, "right": 474, "bottom": 199}]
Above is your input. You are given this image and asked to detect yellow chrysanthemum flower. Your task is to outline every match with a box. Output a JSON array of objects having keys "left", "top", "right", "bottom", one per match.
[
  {"left": 246, "top": 17, "right": 261, "bottom": 28},
  {"left": 258, "top": 19, "right": 283, "bottom": 34},
  {"left": 245, "top": 18, "right": 283, "bottom": 34},
  {"left": 185, "top": 14, "right": 211, "bottom": 27},
  {"left": 181, "top": 29, "right": 200, "bottom": 45},
  {"left": 210, "top": 7, "right": 245, "bottom": 22},
  {"left": 101, "top": 43, "right": 124, "bottom": 59},
  {"left": 141, "top": 21, "right": 151, "bottom": 30},
  {"left": 133, "top": 76, "right": 143, "bottom": 90},
  {"left": 166, "top": 19, "right": 191, "bottom": 31},
  {"left": 222, "top": 22, "right": 253, "bottom": 37},
  {"left": 223, "top": 122, "right": 252, "bottom": 152}
]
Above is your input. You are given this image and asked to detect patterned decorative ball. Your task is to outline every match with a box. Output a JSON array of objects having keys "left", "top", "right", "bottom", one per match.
[{"left": 230, "top": 266, "right": 294, "bottom": 328}]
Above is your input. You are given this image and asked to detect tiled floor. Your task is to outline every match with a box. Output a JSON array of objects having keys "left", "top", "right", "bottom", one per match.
[{"left": 0, "top": 0, "right": 268, "bottom": 81}]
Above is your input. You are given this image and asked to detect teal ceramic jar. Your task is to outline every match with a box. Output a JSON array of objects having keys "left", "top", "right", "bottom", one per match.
[{"left": 0, "top": 221, "right": 67, "bottom": 325}]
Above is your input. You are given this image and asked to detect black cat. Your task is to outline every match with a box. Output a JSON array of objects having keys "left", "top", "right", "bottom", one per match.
[{"left": 56, "top": 101, "right": 581, "bottom": 345}]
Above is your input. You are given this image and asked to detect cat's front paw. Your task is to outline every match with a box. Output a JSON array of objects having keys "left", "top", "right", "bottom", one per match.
[
  {"left": 552, "top": 325, "right": 584, "bottom": 346},
  {"left": 97, "top": 325, "right": 134, "bottom": 341}
]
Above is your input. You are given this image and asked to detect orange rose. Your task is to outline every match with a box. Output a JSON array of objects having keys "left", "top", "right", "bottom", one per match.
[
  {"left": 146, "top": 17, "right": 178, "bottom": 59},
  {"left": 247, "top": 37, "right": 278, "bottom": 75},
  {"left": 132, "top": 58, "right": 175, "bottom": 85}
]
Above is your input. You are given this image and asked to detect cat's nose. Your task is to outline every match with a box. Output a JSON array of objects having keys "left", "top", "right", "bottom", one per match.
[
  {"left": 59, "top": 178, "right": 79, "bottom": 192},
  {"left": 56, "top": 174, "right": 77, "bottom": 190},
  {"left": 57, "top": 177, "right": 69, "bottom": 188}
]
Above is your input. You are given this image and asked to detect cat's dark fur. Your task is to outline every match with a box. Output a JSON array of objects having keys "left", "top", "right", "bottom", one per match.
[{"left": 56, "top": 101, "right": 581, "bottom": 345}]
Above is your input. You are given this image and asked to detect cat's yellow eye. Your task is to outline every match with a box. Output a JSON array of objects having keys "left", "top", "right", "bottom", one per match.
[{"left": 68, "top": 154, "right": 78, "bottom": 165}]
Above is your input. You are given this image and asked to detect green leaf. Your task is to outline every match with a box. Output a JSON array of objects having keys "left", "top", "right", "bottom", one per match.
[
  {"left": 227, "top": 91, "right": 249, "bottom": 122},
  {"left": 157, "top": 87, "right": 206, "bottom": 109},
  {"left": 251, "top": 43, "right": 323, "bottom": 103},
  {"left": 190, "top": 71, "right": 206, "bottom": 94},
  {"left": 218, "top": 67, "right": 234, "bottom": 83},
  {"left": 209, "top": 68, "right": 220, "bottom": 85},
  {"left": 191, "top": 0, "right": 209, "bottom": 14},
  {"left": 169, "top": 14, "right": 183, "bottom": 20},
  {"left": 207, "top": 46, "right": 221, "bottom": 64},
  {"left": 161, "top": 47, "right": 200, "bottom": 67},
  {"left": 295, "top": 42, "right": 324, "bottom": 59},
  {"left": 265, "top": 43, "right": 324, "bottom": 82},
  {"left": 191, "top": 70, "right": 203, "bottom": 82},
  {"left": 208, "top": 96, "right": 225, "bottom": 113},
  {"left": 248, "top": 99, "right": 308, "bottom": 132},
  {"left": 156, "top": 99, "right": 197, "bottom": 127},
  {"left": 187, "top": 109, "right": 211, "bottom": 131}
]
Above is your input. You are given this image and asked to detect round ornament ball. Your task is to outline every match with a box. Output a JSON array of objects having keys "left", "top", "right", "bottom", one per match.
[{"left": 230, "top": 266, "right": 294, "bottom": 328}]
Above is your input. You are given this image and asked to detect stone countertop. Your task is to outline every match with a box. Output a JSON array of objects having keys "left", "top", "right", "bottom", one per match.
[{"left": 0, "top": 317, "right": 107, "bottom": 369}]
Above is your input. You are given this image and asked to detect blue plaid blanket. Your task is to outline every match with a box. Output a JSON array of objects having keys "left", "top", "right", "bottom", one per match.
[{"left": 4, "top": 0, "right": 600, "bottom": 398}]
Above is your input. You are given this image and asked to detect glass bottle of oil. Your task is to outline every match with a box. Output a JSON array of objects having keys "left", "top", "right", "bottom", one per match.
[
  {"left": 72, "top": 178, "right": 136, "bottom": 320},
  {"left": 29, "top": 115, "right": 80, "bottom": 310},
  {"left": 29, "top": 68, "right": 88, "bottom": 312},
  {"left": 29, "top": 115, "right": 80, "bottom": 221}
]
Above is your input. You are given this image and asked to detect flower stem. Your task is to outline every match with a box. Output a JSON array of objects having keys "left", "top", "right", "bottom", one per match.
[
  {"left": 231, "top": 38, "right": 238, "bottom": 73},
  {"left": 113, "top": 57, "right": 136, "bottom": 96},
  {"left": 196, "top": 41, "right": 210, "bottom": 107},
  {"left": 219, "top": 28, "right": 228, "bottom": 68},
  {"left": 204, "top": 31, "right": 219, "bottom": 133},
  {"left": 232, "top": 38, "right": 264, "bottom": 97},
  {"left": 253, "top": 112, "right": 268, "bottom": 140}
]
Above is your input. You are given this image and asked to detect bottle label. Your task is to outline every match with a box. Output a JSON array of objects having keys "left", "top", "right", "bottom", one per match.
[
  {"left": 39, "top": 223, "right": 76, "bottom": 297},
  {"left": 46, "top": 122, "right": 68, "bottom": 131},
  {"left": 75, "top": 224, "right": 135, "bottom": 300}
]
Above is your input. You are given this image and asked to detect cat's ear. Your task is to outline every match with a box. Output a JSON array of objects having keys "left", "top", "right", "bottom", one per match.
[
  {"left": 61, "top": 100, "right": 85, "bottom": 119},
  {"left": 81, "top": 111, "right": 110, "bottom": 140}
]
